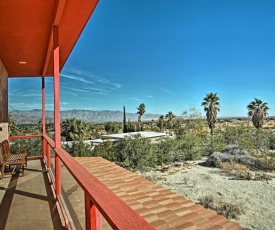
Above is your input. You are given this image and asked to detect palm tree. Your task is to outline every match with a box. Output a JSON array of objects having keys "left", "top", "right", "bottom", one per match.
[
  {"left": 165, "top": 111, "right": 175, "bottom": 131},
  {"left": 247, "top": 98, "right": 269, "bottom": 129},
  {"left": 137, "top": 103, "right": 146, "bottom": 131},
  {"left": 201, "top": 92, "right": 220, "bottom": 135}
]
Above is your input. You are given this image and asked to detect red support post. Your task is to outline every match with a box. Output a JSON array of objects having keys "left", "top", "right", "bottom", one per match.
[
  {"left": 42, "top": 77, "right": 46, "bottom": 157},
  {"left": 53, "top": 26, "right": 61, "bottom": 149},
  {"left": 53, "top": 25, "right": 61, "bottom": 195},
  {"left": 85, "top": 193, "right": 102, "bottom": 230}
]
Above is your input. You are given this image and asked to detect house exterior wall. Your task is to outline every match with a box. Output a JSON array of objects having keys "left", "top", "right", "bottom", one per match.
[{"left": 0, "top": 59, "right": 8, "bottom": 142}]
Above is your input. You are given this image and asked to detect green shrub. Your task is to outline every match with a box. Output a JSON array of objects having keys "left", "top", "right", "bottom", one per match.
[
  {"left": 10, "top": 138, "right": 42, "bottom": 157},
  {"left": 155, "top": 137, "right": 176, "bottom": 164},
  {"left": 112, "top": 134, "right": 156, "bottom": 170},
  {"left": 204, "top": 135, "right": 225, "bottom": 155},
  {"left": 63, "top": 140, "right": 94, "bottom": 157}
]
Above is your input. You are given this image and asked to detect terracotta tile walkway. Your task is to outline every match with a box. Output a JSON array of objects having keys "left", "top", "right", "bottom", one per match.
[{"left": 74, "top": 157, "right": 249, "bottom": 230}]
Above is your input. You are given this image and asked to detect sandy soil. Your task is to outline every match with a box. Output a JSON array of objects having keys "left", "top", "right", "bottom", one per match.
[{"left": 138, "top": 159, "right": 275, "bottom": 230}]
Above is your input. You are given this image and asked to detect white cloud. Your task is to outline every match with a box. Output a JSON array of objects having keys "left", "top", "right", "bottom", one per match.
[
  {"left": 21, "top": 93, "right": 41, "bottom": 97},
  {"left": 85, "top": 87, "right": 107, "bottom": 92},
  {"left": 62, "top": 86, "right": 89, "bottom": 93},
  {"left": 129, "top": 97, "right": 140, "bottom": 101},
  {"left": 63, "top": 68, "right": 122, "bottom": 90},
  {"left": 62, "top": 92, "right": 77, "bottom": 97},
  {"left": 114, "top": 83, "right": 121, "bottom": 89},
  {"left": 159, "top": 87, "right": 176, "bottom": 96},
  {"left": 61, "top": 73, "right": 94, "bottom": 84}
]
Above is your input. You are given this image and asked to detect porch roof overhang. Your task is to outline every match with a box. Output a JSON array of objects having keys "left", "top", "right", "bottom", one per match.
[{"left": 0, "top": 0, "right": 99, "bottom": 78}]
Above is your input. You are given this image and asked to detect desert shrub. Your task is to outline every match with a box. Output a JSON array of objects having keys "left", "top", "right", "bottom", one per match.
[
  {"left": 206, "top": 152, "right": 229, "bottom": 167},
  {"left": 220, "top": 162, "right": 248, "bottom": 172},
  {"left": 204, "top": 135, "right": 225, "bottom": 156},
  {"left": 63, "top": 140, "right": 94, "bottom": 157},
  {"left": 222, "top": 126, "right": 254, "bottom": 150},
  {"left": 10, "top": 138, "right": 42, "bottom": 157},
  {"left": 252, "top": 129, "right": 271, "bottom": 150},
  {"left": 104, "top": 122, "right": 119, "bottom": 134},
  {"left": 155, "top": 137, "right": 176, "bottom": 164},
  {"left": 112, "top": 134, "right": 156, "bottom": 170},
  {"left": 206, "top": 145, "right": 261, "bottom": 169},
  {"left": 260, "top": 154, "right": 275, "bottom": 171},
  {"left": 221, "top": 126, "right": 273, "bottom": 151},
  {"left": 175, "top": 133, "right": 204, "bottom": 161},
  {"left": 222, "top": 144, "right": 249, "bottom": 155},
  {"left": 268, "top": 134, "right": 275, "bottom": 150},
  {"left": 199, "top": 194, "right": 244, "bottom": 219}
]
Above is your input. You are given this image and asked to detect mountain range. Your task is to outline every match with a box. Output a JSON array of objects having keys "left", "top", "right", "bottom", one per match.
[{"left": 11, "top": 109, "right": 161, "bottom": 124}]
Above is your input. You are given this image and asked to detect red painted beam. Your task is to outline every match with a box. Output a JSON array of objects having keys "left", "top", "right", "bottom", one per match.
[
  {"left": 53, "top": 26, "right": 61, "bottom": 196},
  {"left": 53, "top": 0, "right": 67, "bottom": 26},
  {"left": 9, "top": 134, "right": 42, "bottom": 140},
  {"left": 44, "top": 134, "right": 55, "bottom": 147},
  {"left": 42, "top": 0, "right": 67, "bottom": 76},
  {"left": 53, "top": 26, "right": 61, "bottom": 148}
]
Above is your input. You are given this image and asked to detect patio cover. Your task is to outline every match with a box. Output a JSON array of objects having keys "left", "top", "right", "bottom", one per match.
[{"left": 0, "top": 0, "right": 99, "bottom": 77}]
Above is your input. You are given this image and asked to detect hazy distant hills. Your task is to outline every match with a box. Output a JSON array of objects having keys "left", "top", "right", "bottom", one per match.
[{"left": 11, "top": 109, "right": 162, "bottom": 124}]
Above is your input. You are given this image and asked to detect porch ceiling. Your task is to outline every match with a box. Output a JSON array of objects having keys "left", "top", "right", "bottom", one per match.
[{"left": 0, "top": 0, "right": 98, "bottom": 77}]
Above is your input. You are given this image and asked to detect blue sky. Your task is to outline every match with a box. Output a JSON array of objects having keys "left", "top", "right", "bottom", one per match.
[{"left": 8, "top": 0, "right": 275, "bottom": 117}]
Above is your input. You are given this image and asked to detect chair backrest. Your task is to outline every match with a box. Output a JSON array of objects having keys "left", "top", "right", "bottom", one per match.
[{"left": 1, "top": 140, "right": 11, "bottom": 159}]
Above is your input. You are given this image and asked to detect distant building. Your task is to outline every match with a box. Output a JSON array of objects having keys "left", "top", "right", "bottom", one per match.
[
  {"left": 93, "top": 131, "right": 167, "bottom": 145},
  {"left": 62, "top": 131, "right": 168, "bottom": 147}
]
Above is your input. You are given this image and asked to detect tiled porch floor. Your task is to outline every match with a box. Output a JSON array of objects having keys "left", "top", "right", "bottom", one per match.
[
  {"left": 0, "top": 157, "right": 248, "bottom": 230},
  {"left": 0, "top": 159, "right": 63, "bottom": 230}
]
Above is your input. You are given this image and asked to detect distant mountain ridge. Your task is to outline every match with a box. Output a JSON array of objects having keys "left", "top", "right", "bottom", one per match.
[{"left": 11, "top": 109, "right": 161, "bottom": 124}]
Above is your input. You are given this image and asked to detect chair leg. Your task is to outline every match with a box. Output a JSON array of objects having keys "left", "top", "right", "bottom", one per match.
[
  {"left": 1, "top": 164, "right": 4, "bottom": 179},
  {"left": 21, "top": 164, "right": 24, "bottom": 177}
]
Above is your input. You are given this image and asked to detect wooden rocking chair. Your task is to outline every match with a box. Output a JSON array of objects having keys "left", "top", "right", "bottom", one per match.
[{"left": 0, "top": 140, "right": 27, "bottom": 179}]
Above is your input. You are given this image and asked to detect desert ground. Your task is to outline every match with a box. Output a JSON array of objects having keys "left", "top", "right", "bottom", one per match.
[{"left": 138, "top": 158, "right": 275, "bottom": 230}]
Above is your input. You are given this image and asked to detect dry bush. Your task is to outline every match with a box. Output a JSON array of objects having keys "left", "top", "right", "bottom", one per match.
[
  {"left": 220, "top": 162, "right": 272, "bottom": 183},
  {"left": 220, "top": 162, "right": 248, "bottom": 174},
  {"left": 199, "top": 194, "right": 244, "bottom": 219},
  {"left": 260, "top": 155, "right": 275, "bottom": 171},
  {"left": 239, "top": 170, "right": 272, "bottom": 183},
  {"left": 205, "top": 145, "right": 262, "bottom": 170}
]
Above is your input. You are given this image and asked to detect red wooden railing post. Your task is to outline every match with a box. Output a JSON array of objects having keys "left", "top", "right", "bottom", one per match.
[
  {"left": 85, "top": 193, "right": 102, "bottom": 230},
  {"left": 53, "top": 25, "right": 61, "bottom": 196},
  {"left": 47, "top": 143, "right": 51, "bottom": 170},
  {"left": 55, "top": 153, "right": 61, "bottom": 195}
]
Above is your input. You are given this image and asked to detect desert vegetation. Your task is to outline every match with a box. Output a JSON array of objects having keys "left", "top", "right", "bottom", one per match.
[{"left": 7, "top": 97, "right": 275, "bottom": 229}]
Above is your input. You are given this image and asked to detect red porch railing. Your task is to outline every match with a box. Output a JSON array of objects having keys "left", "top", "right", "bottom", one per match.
[{"left": 9, "top": 134, "right": 155, "bottom": 230}]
